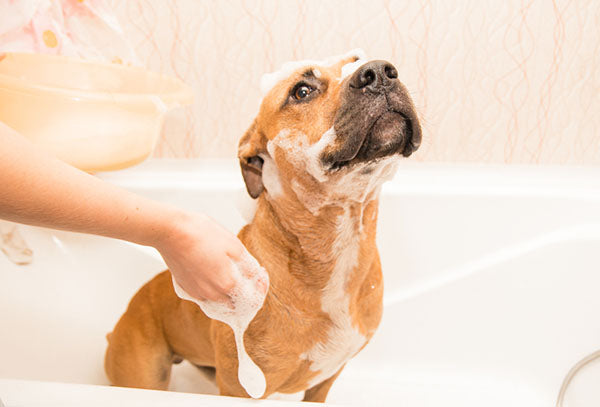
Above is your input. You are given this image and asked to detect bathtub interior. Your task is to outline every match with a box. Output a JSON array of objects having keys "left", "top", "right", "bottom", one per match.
[{"left": 1, "top": 160, "right": 600, "bottom": 407}]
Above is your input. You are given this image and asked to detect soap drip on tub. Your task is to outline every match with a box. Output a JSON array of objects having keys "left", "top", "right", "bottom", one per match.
[{"left": 172, "top": 249, "right": 269, "bottom": 399}]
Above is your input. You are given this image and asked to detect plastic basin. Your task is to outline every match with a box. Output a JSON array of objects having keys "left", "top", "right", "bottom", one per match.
[{"left": 0, "top": 53, "right": 193, "bottom": 172}]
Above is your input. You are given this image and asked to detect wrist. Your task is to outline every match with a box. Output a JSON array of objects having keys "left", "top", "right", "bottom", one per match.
[
  {"left": 126, "top": 200, "right": 183, "bottom": 247},
  {"left": 148, "top": 207, "right": 203, "bottom": 253}
]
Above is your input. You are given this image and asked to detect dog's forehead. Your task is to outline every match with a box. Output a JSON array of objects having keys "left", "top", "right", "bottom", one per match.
[{"left": 259, "top": 49, "right": 367, "bottom": 96}]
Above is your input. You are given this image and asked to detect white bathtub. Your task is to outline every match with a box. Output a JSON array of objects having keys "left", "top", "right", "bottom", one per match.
[{"left": 1, "top": 160, "right": 600, "bottom": 407}]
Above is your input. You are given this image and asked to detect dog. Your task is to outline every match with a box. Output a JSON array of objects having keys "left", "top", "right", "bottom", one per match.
[{"left": 104, "top": 50, "right": 421, "bottom": 402}]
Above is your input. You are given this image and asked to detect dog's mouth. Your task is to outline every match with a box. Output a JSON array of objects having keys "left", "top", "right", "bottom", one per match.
[
  {"left": 330, "top": 110, "right": 416, "bottom": 171},
  {"left": 321, "top": 60, "right": 421, "bottom": 172}
]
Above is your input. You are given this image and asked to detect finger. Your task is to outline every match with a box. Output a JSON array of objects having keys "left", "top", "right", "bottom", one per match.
[
  {"left": 256, "top": 274, "right": 269, "bottom": 295},
  {"left": 171, "top": 272, "right": 206, "bottom": 302},
  {"left": 203, "top": 281, "right": 235, "bottom": 307},
  {"left": 202, "top": 257, "right": 238, "bottom": 294},
  {"left": 226, "top": 238, "right": 245, "bottom": 261},
  {"left": 235, "top": 251, "right": 264, "bottom": 280}
]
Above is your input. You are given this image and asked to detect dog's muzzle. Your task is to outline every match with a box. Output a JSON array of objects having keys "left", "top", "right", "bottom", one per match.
[{"left": 323, "top": 60, "right": 422, "bottom": 170}]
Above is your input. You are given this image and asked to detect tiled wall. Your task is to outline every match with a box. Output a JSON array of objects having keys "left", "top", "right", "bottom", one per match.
[{"left": 111, "top": 0, "right": 600, "bottom": 164}]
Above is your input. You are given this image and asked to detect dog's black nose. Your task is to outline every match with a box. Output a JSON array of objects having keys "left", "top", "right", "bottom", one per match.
[{"left": 349, "top": 60, "right": 398, "bottom": 92}]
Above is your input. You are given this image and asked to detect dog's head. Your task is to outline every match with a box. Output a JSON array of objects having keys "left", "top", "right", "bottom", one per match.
[{"left": 239, "top": 50, "right": 421, "bottom": 211}]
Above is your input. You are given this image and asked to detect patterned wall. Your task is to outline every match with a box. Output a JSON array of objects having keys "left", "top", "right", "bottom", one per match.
[{"left": 110, "top": 0, "right": 600, "bottom": 165}]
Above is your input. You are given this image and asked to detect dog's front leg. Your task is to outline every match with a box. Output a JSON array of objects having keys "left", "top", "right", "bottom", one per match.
[
  {"left": 212, "top": 323, "right": 257, "bottom": 398},
  {"left": 104, "top": 280, "right": 175, "bottom": 390},
  {"left": 302, "top": 366, "right": 344, "bottom": 403}
]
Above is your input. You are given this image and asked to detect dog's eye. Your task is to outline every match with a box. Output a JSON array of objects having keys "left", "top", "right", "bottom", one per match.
[{"left": 293, "top": 84, "right": 313, "bottom": 100}]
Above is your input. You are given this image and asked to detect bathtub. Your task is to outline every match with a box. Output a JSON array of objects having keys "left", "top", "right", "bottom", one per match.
[{"left": 1, "top": 159, "right": 600, "bottom": 407}]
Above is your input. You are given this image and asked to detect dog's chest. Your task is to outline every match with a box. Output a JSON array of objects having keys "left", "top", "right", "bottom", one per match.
[
  {"left": 300, "top": 302, "right": 367, "bottom": 387},
  {"left": 298, "top": 210, "right": 369, "bottom": 387}
]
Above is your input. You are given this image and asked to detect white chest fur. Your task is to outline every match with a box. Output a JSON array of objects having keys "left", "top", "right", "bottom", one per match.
[{"left": 300, "top": 208, "right": 367, "bottom": 387}]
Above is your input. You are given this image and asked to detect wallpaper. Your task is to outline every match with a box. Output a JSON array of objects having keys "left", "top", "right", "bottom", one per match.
[{"left": 109, "top": 0, "right": 600, "bottom": 165}]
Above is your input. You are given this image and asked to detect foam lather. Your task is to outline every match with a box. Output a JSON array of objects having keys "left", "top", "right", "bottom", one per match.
[{"left": 172, "top": 249, "right": 269, "bottom": 399}]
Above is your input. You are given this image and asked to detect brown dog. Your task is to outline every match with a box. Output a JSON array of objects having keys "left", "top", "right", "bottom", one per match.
[{"left": 105, "top": 51, "right": 421, "bottom": 402}]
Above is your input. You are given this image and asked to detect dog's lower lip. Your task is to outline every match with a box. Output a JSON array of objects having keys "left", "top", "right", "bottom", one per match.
[
  {"left": 330, "top": 135, "right": 369, "bottom": 170},
  {"left": 330, "top": 159, "right": 352, "bottom": 170},
  {"left": 330, "top": 110, "right": 408, "bottom": 170}
]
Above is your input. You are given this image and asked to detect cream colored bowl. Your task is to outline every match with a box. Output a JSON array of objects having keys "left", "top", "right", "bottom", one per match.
[{"left": 0, "top": 53, "right": 193, "bottom": 172}]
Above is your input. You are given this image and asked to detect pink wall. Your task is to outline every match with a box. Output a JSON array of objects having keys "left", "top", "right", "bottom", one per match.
[{"left": 110, "top": 0, "right": 600, "bottom": 164}]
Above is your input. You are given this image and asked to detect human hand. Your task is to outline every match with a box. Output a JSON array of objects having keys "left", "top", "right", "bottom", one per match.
[
  {"left": 0, "top": 120, "right": 264, "bottom": 302},
  {"left": 155, "top": 211, "right": 267, "bottom": 303}
]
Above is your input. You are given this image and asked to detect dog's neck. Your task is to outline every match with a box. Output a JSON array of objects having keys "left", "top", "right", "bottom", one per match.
[{"left": 243, "top": 191, "right": 380, "bottom": 291}]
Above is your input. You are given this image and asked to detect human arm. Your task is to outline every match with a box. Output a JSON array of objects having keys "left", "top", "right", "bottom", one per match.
[{"left": 0, "top": 121, "right": 245, "bottom": 302}]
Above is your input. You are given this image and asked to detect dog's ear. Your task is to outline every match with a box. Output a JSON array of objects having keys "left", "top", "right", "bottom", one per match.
[{"left": 238, "top": 120, "right": 265, "bottom": 199}]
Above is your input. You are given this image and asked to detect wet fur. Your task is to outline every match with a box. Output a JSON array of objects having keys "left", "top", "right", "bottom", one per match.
[{"left": 105, "top": 54, "right": 420, "bottom": 402}]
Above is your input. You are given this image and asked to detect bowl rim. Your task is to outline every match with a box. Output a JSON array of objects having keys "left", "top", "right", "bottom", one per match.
[{"left": 0, "top": 52, "right": 193, "bottom": 108}]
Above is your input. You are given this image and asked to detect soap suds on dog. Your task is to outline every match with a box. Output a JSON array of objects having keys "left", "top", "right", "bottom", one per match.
[
  {"left": 266, "top": 126, "right": 399, "bottom": 215},
  {"left": 261, "top": 149, "right": 284, "bottom": 199},
  {"left": 305, "top": 126, "right": 336, "bottom": 183},
  {"left": 260, "top": 49, "right": 367, "bottom": 95},
  {"left": 172, "top": 249, "right": 269, "bottom": 399},
  {"left": 300, "top": 207, "right": 366, "bottom": 386},
  {"left": 339, "top": 58, "right": 366, "bottom": 81}
]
